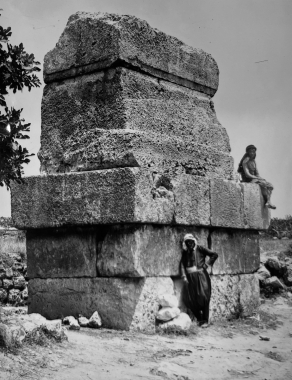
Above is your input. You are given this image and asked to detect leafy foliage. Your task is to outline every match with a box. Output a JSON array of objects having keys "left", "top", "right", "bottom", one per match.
[
  {"left": 0, "top": 15, "right": 41, "bottom": 188},
  {"left": 266, "top": 215, "right": 292, "bottom": 238}
]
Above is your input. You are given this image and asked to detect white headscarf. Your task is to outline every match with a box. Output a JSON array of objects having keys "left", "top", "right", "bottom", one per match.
[{"left": 182, "top": 233, "right": 198, "bottom": 251}]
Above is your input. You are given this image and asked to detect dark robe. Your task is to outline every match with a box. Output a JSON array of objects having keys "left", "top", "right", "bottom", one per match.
[{"left": 180, "top": 245, "right": 218, "bottom": 323}]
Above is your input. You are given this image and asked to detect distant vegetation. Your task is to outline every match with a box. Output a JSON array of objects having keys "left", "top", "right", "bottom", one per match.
[
  {"left": 0, "top": 216, "right": 12, "bottom": 228},
  {"left": 266, "top": 215, "right": 292, "bottom": 239}
]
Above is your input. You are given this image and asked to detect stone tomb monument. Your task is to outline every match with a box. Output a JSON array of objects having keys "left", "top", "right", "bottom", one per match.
[{"left": 11, "top": 12, "right": 270, "bottom": 332}]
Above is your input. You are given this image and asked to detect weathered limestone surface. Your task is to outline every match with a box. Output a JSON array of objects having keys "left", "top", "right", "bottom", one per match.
[
  {"left": 11, "top": 169, "right": 270, "bottom": 230},
  {"left": 28, "top": 277, "right": 174, "bottom": 332},
  {"left": 242, "top": 183, "right": 270, "bottom": 230},
  {"left": 26, "top": 228, "right": 98, "bottom": 278},
  {"left": 39, "top": 69, "right": 232, "bottom": 177},
  {"left": 210, "top": 274, "right": 260, "bottom": 319},
  {"left": 44, "top": 12, "right": 219, "bottom": 96},
  {"left": 211, "top": 229, "right": 260, "bottom": 275},
  {"left": 11, "top": 169, "right": 212, "bottom": 229},
  {"left": 210, "top": 180, "right": 270, "bottom": 230},
  {"left": 210, "top": 180, "right": 244, "bottom": 228},
  {"left": 96, "top": 225, "right": 209, "bottom": 277},
  {"left": 173, "top": 273, "right": 260, "bottom": 320}
]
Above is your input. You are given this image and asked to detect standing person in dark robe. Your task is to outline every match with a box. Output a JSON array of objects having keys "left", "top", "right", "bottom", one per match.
[
  {"left": 238, "top": 144, "right": 276, "bottom": 209},
  {"left": 180, "top": 234, "right": 218, "bottom": 327}
]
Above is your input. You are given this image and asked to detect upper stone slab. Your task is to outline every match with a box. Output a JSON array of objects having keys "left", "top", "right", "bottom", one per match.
[{"left": 43, "top": 12, "right": 219, "bottom": 96}]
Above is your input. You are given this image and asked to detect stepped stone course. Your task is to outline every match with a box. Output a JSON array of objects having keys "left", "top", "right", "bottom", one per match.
[{"left": 9, "top": 12, "right": 269, "bottom": 330}]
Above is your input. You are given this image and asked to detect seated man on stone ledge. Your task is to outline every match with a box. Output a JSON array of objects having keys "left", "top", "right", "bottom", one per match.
[{"left": 238, "top": 144, "right": 276, "bottom": 209}]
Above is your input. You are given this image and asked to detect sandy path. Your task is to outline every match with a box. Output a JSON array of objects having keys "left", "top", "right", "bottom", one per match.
[{"left": 1, "top": 297, "right": 291, "bottom": 380}]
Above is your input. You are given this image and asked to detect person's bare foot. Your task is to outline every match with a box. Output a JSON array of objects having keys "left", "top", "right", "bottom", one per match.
[{"left": 265, "top": 202, "right": 276, "bottom": 210}]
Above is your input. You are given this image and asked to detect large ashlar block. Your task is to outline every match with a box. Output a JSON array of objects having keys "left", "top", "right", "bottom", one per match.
[
  {"left": 26, "top": 228, "right": 98, "bottom": 278},
  {"left": 39, "top": 68, "right": 232, "bottom": 178},
  {"left": 28, "top": 277, "right": 174, "bottom": 332},
  {"left": 173, "top": 273, "right": 259, "bottom": 320},
  {"left": 242, "top": 183, "right": 270, "bottom": 230},
  {"left": 11, "top": 169, "right": 269, "bottom": 231},
  {"left": 11, "top": 169, "right": 211, "bottom": 229},
  {"left": 211, "top": 229, "right": 260, "bottom": 275},
  {"left": 97, "top": 225, "right": 209, "bottom": 277},
  {"left": 44, "top": 12, "right": 219, "bottom": 96},
  {"left": 210, "top": 180, "right": 244, "bottom": 228},
  {"left": 210, "top": 179, "right": 270, "bottom": 230},
  {"left": 210, "top": 274, "right": 260, "bottom": 319}
]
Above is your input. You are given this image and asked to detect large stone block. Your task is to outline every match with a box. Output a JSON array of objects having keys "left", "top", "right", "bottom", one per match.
[
  {"left": 173, "top": 273, "right": 260, "bottom": 320},
  {"left": 210, "top": 180, "right": 270, "bottom": 230},
  {"left": 26, "top": 228, "right": 98, "bottom": 278},
  {"left": 241, "top": 183, "right": 270, "bottom": 230},
  {"left": 11, "top": 169, "right": 212, "bottom": 229},
  {"left": 97, "top": 225, "right": 209, "bottom": 277},
  {"left": 39, "top": 127, "right": 233, "bottom": 180},
  {"left": 44, "top": 12, "right": 219, "bottom": 96},
  {"left": 211, "top": 229, "right": 260, "bottom": 275},
  {"left": 28, "top": 277, "right": 174, "bottom": 332},
  {"left": 210, "top": 274, "right": 260, "bottom": 320},
  {"left": 210, "top": 180, "right": 244, "bottom": 228},
  {"left": 11, "top": 168, "right": 171, "bottom": 229},
  {"left": 39, "top": 69, "right": 232, "bottom": 178}
]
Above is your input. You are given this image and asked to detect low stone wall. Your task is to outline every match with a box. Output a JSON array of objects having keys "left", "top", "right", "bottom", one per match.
[{"left": 0, "top": 228, "right": 27, "bottom": 305}]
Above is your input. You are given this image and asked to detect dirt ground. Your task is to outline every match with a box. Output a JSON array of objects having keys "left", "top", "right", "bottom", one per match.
[{"left": 0, "top": 296, "right": 291, "bottom": 380}]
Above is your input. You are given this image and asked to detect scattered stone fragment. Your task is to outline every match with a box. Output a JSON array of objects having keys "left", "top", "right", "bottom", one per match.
[
  {"left": 157, "top": 294, "right": 179, "bottom": 308},
  {"left": 259, "top": 335, "right": 270, "bottom": 341},
  {"left": 88, "top": 311, "right": 102, "bottom": 328},
  {"left": 265, "top": 257, "right": 287, "bottom": 278},
  {"left": 78, "top": 316, "right": 90, "bottom": 327},
  {"left": 3, "top": 279, "right": 13, "bottom": 289},
  {"left": 257, "top": 266, "right": 271, "bottom": 282},
  {"left": 8, "top": 289, "right": 21, "bottom": 304},
  {"left": 13, "top": 276, "right": 26, "bottom": 289},
  {"left": 5, "top": 268, "right": 13, "bottom": 278},
  {"left": 160, "top": 312, "right": 192, "bottom": 332},
  {"left": 0, "top": 323, "right": 26, "bottom": 348},
  {"left": 156, "top": 307, "right": 180, "bottom": 322},
  {"left": 63, "top": 316, "right": 80, "bottom": 330},
  {"left": 42, "top": 319, "right": 67, "bottom": 341},
  {"left": 264, "top": 276, "right": 285, "bottom": 289},
  {"left": 21, "top": 287, "right": 28, "bottom": 300},
  {"left": 0, "top": 289, "right": 7, "bottom": 302}
]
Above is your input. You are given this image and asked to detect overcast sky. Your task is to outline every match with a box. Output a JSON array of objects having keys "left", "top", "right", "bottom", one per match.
[{"left": 0, "top": 0, "right": 291, "bottom": 218}]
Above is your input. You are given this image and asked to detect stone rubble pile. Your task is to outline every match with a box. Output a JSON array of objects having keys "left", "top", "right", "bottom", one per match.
[
  {"left": 257, "top": 239, "right": 292, "bottom": 293},
  {"left": 63, "top": 311, "right": 102, "bottom": 330},
  {"left": 11, "top": 12, "right": 270, "bottom": 332},
  {"left": 0, "top": 228, "right": 27, "bottom": 306},
  {"left": 156, "top": 293, "right": 192, "bottom": 332}
]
